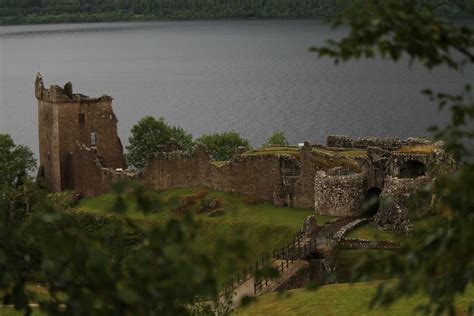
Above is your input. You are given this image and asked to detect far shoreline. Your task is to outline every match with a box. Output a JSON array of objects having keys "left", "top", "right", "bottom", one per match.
[
  {"left": 1, "top": 13, "right": 473, "bottom": 28},
  {"left": 0, "top": 15, "right": 332, "bottom": 28}
]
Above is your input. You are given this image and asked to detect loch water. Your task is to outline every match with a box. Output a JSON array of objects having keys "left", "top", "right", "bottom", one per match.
[{"left": 1, "top": 19, "right": 473, "bottom": 157}]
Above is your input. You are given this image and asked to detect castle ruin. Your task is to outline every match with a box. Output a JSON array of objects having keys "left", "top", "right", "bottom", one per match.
[{"left": 36, "top": 75, "right": 456, "bottom": 231}]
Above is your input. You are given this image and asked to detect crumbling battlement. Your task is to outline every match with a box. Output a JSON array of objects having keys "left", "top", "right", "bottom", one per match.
[{"left": 35, "top": 73, "right": 112, "bottom": 104}]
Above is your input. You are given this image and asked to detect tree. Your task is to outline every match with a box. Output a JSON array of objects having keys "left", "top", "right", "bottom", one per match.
[
  {"left": 196, "top": 131, "right": 251, "bottom": 161},
  {"left": 126, "top": 116, "right": 193, "bottom": 170},
  {"left": 312, "top": 0, "right": 474, "bottom": 314},
  {"left": 0, "top": 133, "right": 36, "bottom": 190},
  {"left": 265, "top": 131, "right": 289, "bottom": 147}
]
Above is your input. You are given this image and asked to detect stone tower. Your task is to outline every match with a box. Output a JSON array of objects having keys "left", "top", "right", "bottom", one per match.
[{"left": 36, "top": 73, "right": 126, "bottom": 192}]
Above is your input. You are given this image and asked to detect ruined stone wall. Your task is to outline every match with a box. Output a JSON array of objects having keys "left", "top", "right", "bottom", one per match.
[
  {"left": 37, "top": 99, "right": 61, "bottom": 192},
  {"left": 375, "top": 176, "right": 432, "bottom": 232},
  {"left": 143, "top": 148, "right": 286, "bottom": 203},
  {"left": 291, "top": 144, "right": 316, "bottom": 209},
  {"left": 209, "top": 155, "right": 283, "bottom": 201},
  {"left": 314, "top": 171, "right": 367, "bottom": 217},
  {"left": 70, "top": 144, "right": 134, "bottom": 197},
  {"left": 326, "top": 135, "right": 403, "bottom": 151},
  {"left": 388, "top": 150, "right": 456, "bottom": 179},
  {"left": 143, "top": 145, "right": 212, "bottom": 190},
  {"left": 56, "top": 97, "right": 125, "bottom": 169}
]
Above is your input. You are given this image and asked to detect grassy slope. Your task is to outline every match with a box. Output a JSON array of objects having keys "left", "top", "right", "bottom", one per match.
[
  {"left": 235, "top": 281, "right": 474, "bottom": 316},
  {"left": 76, "top": 188, "right": 331, "bottom": 286}
]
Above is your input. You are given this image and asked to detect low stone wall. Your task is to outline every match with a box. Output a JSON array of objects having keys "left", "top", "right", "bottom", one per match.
[
  {"left": 334, "top": 218, "right": 369, "bottom": 240},
  {"left": 314, "top": 171, "right": 367, "bottom": 217}
]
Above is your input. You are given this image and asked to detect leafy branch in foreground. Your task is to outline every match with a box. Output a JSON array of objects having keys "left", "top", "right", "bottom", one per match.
[
  {"left": 311, "top": 0, "right": 474, "bottom": 70},
  {"left": 1, "top": 180, "right": 242, "bottom": 315},
  {"left": 311, "top": 0, "right": 474, "bottom": 314}
]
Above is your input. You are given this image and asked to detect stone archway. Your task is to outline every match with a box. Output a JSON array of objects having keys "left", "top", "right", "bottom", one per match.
[
  {"left": 399, "top": 160, "right": 426, "bottom": 178},
  {"left": 364, "top": 187, "right": 382, "bottom": 217}
]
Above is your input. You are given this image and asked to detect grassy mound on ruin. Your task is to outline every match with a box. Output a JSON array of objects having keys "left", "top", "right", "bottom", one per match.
[
  {"left": 234, "top": 281, "right": 474, "bottom": 316},
  {"left": 75, "top": 188, "right": 332, "bottom": 287},
  {"left": 397, "top": 144, "right": 437, "bottom": 154},
  {"left": 241, "top": 146, "right": 362, "bottom": 172}
]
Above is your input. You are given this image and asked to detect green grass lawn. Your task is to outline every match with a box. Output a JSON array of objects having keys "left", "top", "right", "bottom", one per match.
[
  {"left": 345, "top": 214, "right": 446, "bottom": 243},
  {"left": 346, "top": 223, "right": 403, "bottom": 242},
  {"left": 235, "top": 281, "right": 474, "bottom": 316},
  {"left": 76, "top": 187, "right": 331, "bottom": 228},
  {"left": 75, "top": 187, "right": 332, "bottom": 287}
]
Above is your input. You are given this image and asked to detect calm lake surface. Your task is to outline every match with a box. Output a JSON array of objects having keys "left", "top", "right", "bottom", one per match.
[{"left": 1, "top": 19, "right": 473, "bottom": 158}]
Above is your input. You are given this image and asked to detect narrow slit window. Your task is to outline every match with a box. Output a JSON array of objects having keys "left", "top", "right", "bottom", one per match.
[
  {"left": 90, "top": 132, "right": 96, "bottom": 146},
  {"left": 79, "top": 113, "right": 85, "bottom": 124}
]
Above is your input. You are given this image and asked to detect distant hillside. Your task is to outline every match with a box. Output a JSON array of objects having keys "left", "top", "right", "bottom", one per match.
[{"left": 1, "top": 0, "right": 473, "bottom": 25}]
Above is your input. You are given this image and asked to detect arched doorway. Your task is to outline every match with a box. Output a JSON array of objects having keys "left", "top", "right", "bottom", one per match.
[
  {"left": 364, "top": 187, "right": 382, "bottom": 217},
  {"left": 399, "top": 160, "right": 426, "bottom": 178}
]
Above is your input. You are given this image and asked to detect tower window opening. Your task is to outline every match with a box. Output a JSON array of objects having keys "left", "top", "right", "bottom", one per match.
[
  {"left": 79, "top": 113, "right": 85, "bottom": 125},
  {"left": 90, "top": 132, "right": 96, "bottom": 146}
]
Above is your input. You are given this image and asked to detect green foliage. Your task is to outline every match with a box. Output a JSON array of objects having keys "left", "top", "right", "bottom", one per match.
[
  {"left": 311, "top": 0, "right": 474, "bottom": 70},
  {"left": 265, "top": 131, "right": 289, "bottom": 147},
  {"left": 126, "top": 116, "right": 193, "bottom": 170},
  {"left": 1, "top": 181, "right": 242, "bottom": 315},
  {"left": 0, "top": 133, "right": 36, "bottom": 190},
  {"left": 312, "top": 0, "right": 474, "bottom": 314},
  {"left": 196, "top": 131, "right": 251, "bottom": 161}
]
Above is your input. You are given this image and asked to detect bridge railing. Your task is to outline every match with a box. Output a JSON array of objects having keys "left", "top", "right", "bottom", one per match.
[
  {"left": 222, "top": 216, "right": 337, "bottom": 298},
  {"left": 222, "top": 222, "right": 311, "bottom": 298}
]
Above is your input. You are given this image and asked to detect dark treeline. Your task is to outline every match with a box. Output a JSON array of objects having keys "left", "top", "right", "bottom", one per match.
[{"left": 0, "top": 0, "right": 473, "bottom": 25}]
